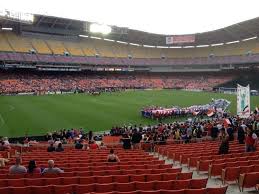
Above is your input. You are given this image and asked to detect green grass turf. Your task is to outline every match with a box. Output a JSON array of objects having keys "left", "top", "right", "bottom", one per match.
[{"left": 0, "top": 90, "right": 259, "bottom": 137}]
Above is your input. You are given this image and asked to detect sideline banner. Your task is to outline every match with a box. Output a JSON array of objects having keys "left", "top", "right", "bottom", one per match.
[{"left": 237, "top": 84, "right": 250, "bottom": 118}]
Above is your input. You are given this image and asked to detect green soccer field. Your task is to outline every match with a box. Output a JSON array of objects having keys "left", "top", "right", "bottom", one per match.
[{"left": 0, "top": 90, "right": 259, "bottom": 137}]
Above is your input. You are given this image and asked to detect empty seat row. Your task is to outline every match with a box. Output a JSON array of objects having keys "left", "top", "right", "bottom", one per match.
[
  {"left": 0, "top": 179, "right": 208, "bottom": 194},
  {"left": 211, "top": 162, "right": 259, "bottom": 179},
  {"left": 0, "top": 172, "right": 193, "bottom": 187}
]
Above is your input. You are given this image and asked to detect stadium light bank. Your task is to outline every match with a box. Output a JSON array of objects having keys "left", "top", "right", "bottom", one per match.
[{"left": 90, "top": 23, "right": 112, "bottom": 35}]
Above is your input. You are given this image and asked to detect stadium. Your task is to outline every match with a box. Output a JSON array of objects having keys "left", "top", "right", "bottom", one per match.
[{"left": 0, "top": 2, "right": 259, "bottom": 194}]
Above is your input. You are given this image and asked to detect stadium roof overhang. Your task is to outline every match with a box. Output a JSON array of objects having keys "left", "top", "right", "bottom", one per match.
[{"left": 1, "top": 14, "right": 259, "bottom": 47}]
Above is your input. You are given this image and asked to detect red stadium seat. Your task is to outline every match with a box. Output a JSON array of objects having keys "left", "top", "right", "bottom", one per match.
[
  {"left": 135, "top": 181, "right": 154, "bottom": 191},
  {"left": 139, "top": 191, "right": 160, "bottom": 194},
  {"left": 10, "top": 186, "right": 30, "bottom": 194},
  {"left": 130, "top": 174, "right": 145, "bottom": 182},
  {"left": 62, "top": 177, "right": 78, "bottom": 185},
  {"left": 155, "top": 180, "right": 173, "bottom": 190},
  {"left": 79, "top": 177, "right": 95, "bottom": 184},
  {"left": 206, "top": 186, "right": 228, "bottom": 194},
  {"left": 7, "top": 179, "right": 25, "bottom": 187},
  {"left": 173, "top": 180, "right": 190, "bottom": 190},
  {"left": 185, "top": 188, "right": 206, "bottom": 194},
  {"left": 44, "top": 177, "right": 62, "bottom": 185},
  {"left": 25, "top": 178, "right": 44, "bottom": 186},
  {"left": 75, "top": 184, "right": 95, "bottom": 194},
  {"left": 177, "top": 172, "right": 193, "bottom": 180},
  {"left": 53, "top": 185, "right": 74, "bottom": 194},
  {"left": 146, "top": 174, "right": 162, "bottom": 181},
  {"left": 113, "top": 175, "right": 129, "bottom": 183},
  {"left": 0, "top": 187, "right": 9, "bottom": 194},
  {"left": 31, "top": 185, "right": 53, "bottom": 194},
  {"left": 190, "top": 178, "right": 208, "bottom": 189},
  {"left": 115, "top": 182, "right": 135, "bottom": 192},
  {"left": 95, "top": 183, "right": 115, "bottom": 193},
  {"left": 160, "top": 190, "right": 185, "bottom": 194},
  {"left": 162, "top": 173, "right": 178, "bottom": 181},
  {"left": 96, "top": 176, "right": 113, "bottom": 184}
]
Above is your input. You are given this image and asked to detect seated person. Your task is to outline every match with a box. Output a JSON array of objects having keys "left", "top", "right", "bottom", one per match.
[
  {"left": 27, "top": 160, "right": 41, "bottom": 174},
  {"left": 47, "top": 143, "right": 55, "bottom": 152},
  {"left": 89, "top": 140, "right": 99, "bottom": 149},
  {"left": 42, "top": 160, "right": 64, "bottom": 174},
  {"left": 55, "top": 143, "right": 64, "bottom": 152},
  {"left": 0, "top": 153, "right": 9, "bottom": 167},
  {"left": 75, "top": 140, "right": 84, "bottom": 149},
  {"left": 99, "top": 142, "right": 107, "bottom": 149},
  {"left": 107, "top": 149, "right": 120, "bottom": 162},
  {"left": 9, "top": 157, "right": 27, "bottom": 174}
]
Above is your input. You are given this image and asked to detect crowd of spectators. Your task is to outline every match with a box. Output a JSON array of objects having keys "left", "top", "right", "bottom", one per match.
[{"left": 0, "top": 70, "right": 234, "bottom": 94}]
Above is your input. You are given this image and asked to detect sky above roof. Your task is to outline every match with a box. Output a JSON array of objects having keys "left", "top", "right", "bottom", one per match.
[{"left": 2, "top": 0, "right": 259, "bottom": 35}]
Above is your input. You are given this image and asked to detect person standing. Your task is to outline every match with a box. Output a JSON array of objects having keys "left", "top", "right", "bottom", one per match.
[
  {"left": 245, "top": 129, "right": 257, "bottom": 152},
  {"left": 237, "top": 126, "right": 245, "bottom": 144}
]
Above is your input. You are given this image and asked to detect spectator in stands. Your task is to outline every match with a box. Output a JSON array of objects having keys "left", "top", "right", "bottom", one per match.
[
  {"left": 54, "top": 138, "right": 62, "bottom": 147},
  {"left": 27, "top": 160, "right": 41, "bottom": 174},
  {"left": 237, "top": 126, "right": 245, "bottom": 144},
  {"left": 42, "top": 160, "right": 64, "bottom": 174},
  {"left": 245, "top": 129, "right": 257, "bottom": 152},
  {"left": 99, "top": 142, "right": 107, "bottom": 149},
  {"left": 75, "top": 140, "right": 84, "bottom": 149},
  {"left": 226, "top": 125, "right": 234, "bottom": 141},
  {"left": 218, "top": 137, "right": 229, "bottom": 155},
  {"left": 121, "top": 134, "right": 131, "bottom": 149},
  {"left": 211, "top": 124, "right": 219, "bottom": 140},
  {"left": 107, "top": 149, "right": 120, "bottom": 162},
  {"left": 0, "top": 153, "right": 9, "bottom": 167},
  {"left": 89, "top": 140, "right": 99, "bottom": 149},
  {"left": 55, "top": 143, "right": 64, "bottom": 152},
  {"left": 9, "top": 157, "right": 27, "bottom": 174},
  {"left": 131, "top": 129, "right": 142, "bottom": 149},
  {"left": 47, "top": 143, "right": 55, "bottom": 152}
]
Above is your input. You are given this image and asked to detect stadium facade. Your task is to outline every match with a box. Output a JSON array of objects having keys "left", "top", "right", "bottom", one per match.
[{"left": 0, "top": 11, "right": 259, "bottom": 73}]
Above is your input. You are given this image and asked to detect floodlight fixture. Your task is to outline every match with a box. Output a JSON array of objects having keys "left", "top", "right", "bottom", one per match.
[{"left": 90, "top": 23, "right": 111, "bottom": 35}]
